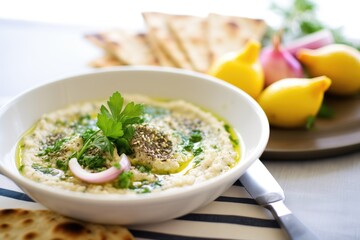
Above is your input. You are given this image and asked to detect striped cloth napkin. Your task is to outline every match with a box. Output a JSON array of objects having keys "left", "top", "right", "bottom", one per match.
[{"left": 0, "top": 174, "right": 287, "bottom": 240}]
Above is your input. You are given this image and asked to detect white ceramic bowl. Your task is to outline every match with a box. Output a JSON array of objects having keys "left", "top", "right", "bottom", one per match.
[{"left": 0, "top": 66, "right": 269, "bottom": 225}]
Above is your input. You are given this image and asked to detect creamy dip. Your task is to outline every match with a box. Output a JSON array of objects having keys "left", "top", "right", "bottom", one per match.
[{"left": 18, "top": 94, "right": 240, "bottom": 194}]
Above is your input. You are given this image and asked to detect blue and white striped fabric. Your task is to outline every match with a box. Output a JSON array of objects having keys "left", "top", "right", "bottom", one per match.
[{"left": 0, "top": 174, "right": 287, "bottom": 240}]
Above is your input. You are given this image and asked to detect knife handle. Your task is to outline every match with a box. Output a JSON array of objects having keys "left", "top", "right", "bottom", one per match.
[{"left": 267, "top": 201, "right": 319, "bottom": 240}]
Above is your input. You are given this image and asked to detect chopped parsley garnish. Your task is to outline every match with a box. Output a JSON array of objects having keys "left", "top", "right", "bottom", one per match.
[
  {"left": 193, "top": 147, "right": 203, "bottom": 156},
  {"left": 74, "top": 91, "right": 144, "bottom": 170},
  {"left": 32, "top": 163, "right": 58, "bottom": 176},
  {"left": 133, "top": 180, "right": 162, "bottom": 194},
  {"left": 183, "top": 129, "right": 203, "bottom": 156},
  {"left": 96, "top": 91, "right": 144, "bottom": 155},
  {"left": 137, "top": 165, "right": 152, "bottom": 173},
  {"left": 113, "top": 171, "right": 133, "bottom": 189},
  {"left": 189, "top": 129, "right": 202, "bottom": 142},
  {"left": 193, "top": 157, "right": 204, "bottom": 167},
  {"left": 37, "top": 138, "right": 68, "bottom": 157},
  {"left": 78, "top": 155, "right": 106, "bottom": 170},
  {"left": 56, "top": 159, "right": 68, "bottom": 172}
]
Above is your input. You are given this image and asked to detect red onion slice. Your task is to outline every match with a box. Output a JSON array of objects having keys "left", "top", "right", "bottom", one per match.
[
  {"left": 285, "top": 29, "right": 334, "bottom": 55},
  {"left": 69, "top": 154, "right": 130, "bottom": 184}
]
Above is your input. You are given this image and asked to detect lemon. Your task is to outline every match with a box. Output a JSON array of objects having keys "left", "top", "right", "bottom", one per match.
[
  {"left": 208, "top": 40, "right": 264, "bottom": 99},
  {"left": 297, "top": 44, "right": 360, "bottom": 96},
  {"left": 257, "top": 76, "right": 332, "bottom": 128}
]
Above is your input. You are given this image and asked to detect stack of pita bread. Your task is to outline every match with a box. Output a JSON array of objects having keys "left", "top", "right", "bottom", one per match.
[
  {"left": 0, "top": 208, "right": 134, "bottom": 240},
  {"left": 86, "top": 12, "right": 267, "bottom": 73}
]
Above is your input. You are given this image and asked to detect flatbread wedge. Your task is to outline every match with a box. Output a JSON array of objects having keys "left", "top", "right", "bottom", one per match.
[
  {"left": 85, "top": 33, "right": 114, "bottom": 56},
  {"left": 86, "top": 30, "right": 159, "bottom": 66},
  {"left": 168, "top": 14, "right": 210, "bottom": 73},
  {"left": 0, "top": 208, "right": 134, "bottom": 240},
  {"left": 142, "top": 12, "right": 193, "bottom": 69},
  {"left": 207, "top": 13, "right": 267, "bottom": 63}
]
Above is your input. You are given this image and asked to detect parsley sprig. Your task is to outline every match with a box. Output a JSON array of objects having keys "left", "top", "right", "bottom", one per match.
[
  {"left": 97, "top": 92, "right": 144, "bottom": 155},
  {"left": 75, "top": 91, "right": 144, "bottom": 167},
  {"left": 267, "top": 0, "right": 360, "bottom": 50}
]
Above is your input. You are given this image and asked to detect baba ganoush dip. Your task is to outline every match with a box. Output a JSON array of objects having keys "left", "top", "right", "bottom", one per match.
[{"left": 18, "top": 92, "right": 240, "bottom": 194}]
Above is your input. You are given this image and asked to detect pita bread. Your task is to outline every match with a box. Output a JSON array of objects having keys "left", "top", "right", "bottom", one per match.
[
  {"left": 168, "top": 15, "right": 210, "bottom": 73},
  {"left": 88, "top": 55, "right": 124, "bottom": 68},
  {"left": 142, "top": 12, "right": 193, "bottom": 69},
  {"left": 207, "top": 13, "right": 267, "bottom": 63},
  {"left": 87, "top": 30, "right": 159, "bottom": 66},
  {"left": 85, "top": 33, "right": 114, "bottom": 56},
  {"left": 141, "top": 27, "right": 175, "bottom": 67},
  {"left": 0, "top": 208, "right": 134, "bottom": 240}
]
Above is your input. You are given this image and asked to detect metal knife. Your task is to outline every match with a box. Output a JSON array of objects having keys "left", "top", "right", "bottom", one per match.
[{"left": 240, "top": 159, "right": 319, "bottom": 240}]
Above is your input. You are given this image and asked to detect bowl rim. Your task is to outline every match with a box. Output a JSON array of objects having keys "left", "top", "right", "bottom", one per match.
[{"left": 0, "top": 66, "right": 269, "bottom": 203}]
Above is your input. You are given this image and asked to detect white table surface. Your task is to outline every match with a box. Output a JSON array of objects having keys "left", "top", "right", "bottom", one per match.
[{"left": 0, "top": 3, "right": 360, "bottom": 239}]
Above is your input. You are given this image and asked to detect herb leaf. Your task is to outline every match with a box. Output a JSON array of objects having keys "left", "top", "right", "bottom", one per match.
[
  {"left": 71, "top": 91, "right": 143, "bottom": 172},
  {"left": 92, "top": 135, "right": 114, "bottom": 155},
  {"left": 97, "top": 106, "right": 124, "bottom": 138},
  {"left": 96, "top": 92, "right": 144, "bottom": 155},
  {"left": 107, "top": 91, "right": 124, "bottom": 121},
  {"left": 38, "top": 138, "right": 67, "bottom": 156},
  {"left": 113, "top": 171, "right": 133, "bottom": 189},
  {"left": 306, "top": 115, "right": 316, "bottom": 130}
]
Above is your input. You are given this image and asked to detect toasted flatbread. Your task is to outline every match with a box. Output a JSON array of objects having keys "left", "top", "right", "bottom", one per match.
[
  {"left": 168, "top": 14, "right": 210, "bottom": 73},
  {"left": 207, "top": 13, "right": 267, "bottom": 63},
  {"left": 86, "top": 30, "right": 158, "bottom": 66},
  {"left": 88, "top": 55, "right": 124, "bottom": 68},
  {"left": 0, "top": 208, "right": 134, "bottom": 240},
  {"left": 142, "top": 12, "right": 193, "bottom": 69},
  {"left": 85, "top": 33, "right": 114, "bottom": 56}
]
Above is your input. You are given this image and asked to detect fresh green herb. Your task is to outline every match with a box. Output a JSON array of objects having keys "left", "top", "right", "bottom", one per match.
[
  {"left": 76, "top": 130, "right": 102, "bottom": 159},
  {"left": 268, "top": 0, "right": 360, "bottom": 50},
  {"left": 56, "top": 159, "right": 68, "bottom": 172},
  {"left": 37, "top": 138, "right": 67, "bottom": 156},
  {"left": 113, "top": 162, "right": 121, "bottom": 169},
  {"left": 137, "top": 165, "right": 151, "bottom": 173},
  {"left": 305, "top": 115, "right": 316, "bottom": 129},
  {"left": 193, "top": 157, "right": 204, "bottom": 167},
  {"left": 32, "top": 163, "right": 58, "bottom": 176},
  {"left": 304, "top": 102, "right": 335, "bottom": 130},
  {"left": 137, "top": 188, "right": 151, "bottom": 194},
  {"left": 193, "top": 147, "right": 203, "bottom": 156},
  {"left": 224, "top": 124, "right": 231, "bottom": 132},
  {"left": 189, "top": 129, "right": 202, "bottom": 142},
  {"left": 229, "top": 136, "right": 239, "bottom": 146},
  {"left": 183, "top": 130, "right": 203, "bottom": 156},
  {"left": 73, "top": 91, "right": 144, "bottom": 170},
  {"left": 96, "top": 91, "right": 144, "bottom": 155},
  {"left": 211, "top": 145, "right": 219, "bottom": 150},
  {"left": 113, "top": 171, "right": 133, "bottom": 189},
  {"left": 133, "top": 180, "right": 162, "bottom": 194},
  {"left": 183, "top": 144, "right": 193, "bottom": 152},
  {"left": 78, "top": 155, "right": 106, "bottom": 170},
  {"left": 317, "top": 102, "right": 336, "bottom": 119},
  {"left": 18, "top": 164, "right": 25, "bottom": 172}
]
